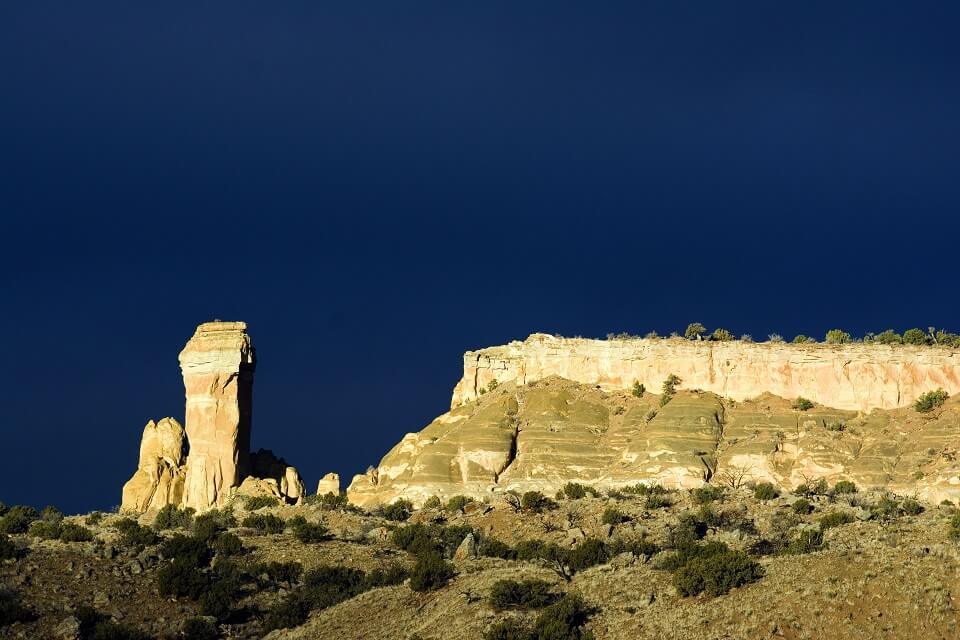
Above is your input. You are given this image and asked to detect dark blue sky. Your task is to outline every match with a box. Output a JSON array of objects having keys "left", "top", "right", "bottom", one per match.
[{"left": 2, "top": 3, "right": 959, "bottom": 513}]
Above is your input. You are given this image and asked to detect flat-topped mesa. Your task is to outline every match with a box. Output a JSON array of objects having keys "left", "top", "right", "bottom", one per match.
[
  {"left": 179, "top": 321, "right": 256, "bottom": 510},
  {"left": 452, "top": 334, "right": 960, "bottom": 412}
]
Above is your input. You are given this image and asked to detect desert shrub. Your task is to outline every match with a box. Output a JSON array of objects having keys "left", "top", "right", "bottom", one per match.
[
  {"left": 489, "top": 579, "right": 557, "bottom": 611},
  {"left": 409, "top": 551, "right": 455, "bottom": 592},
  {"left": 784, "top": 528, "right": 824, "bottom": 555},
  {"left": 871, "top": 495, "right": 901, "bottom": 520},
  {"left": 631, "top": 381, "right": 645, "bottom": 397},
  {"left": 293, "top": 520, "right": 331, "bottom": 544},
  {"left": 0, "top": 589, "right": 33, "bottom": 626},
  {"left": 692, "top": 485, "right": 724, "bottom": 505},
  {"left": 305, "top": 492, "right": 350, "bottom": 511},
  {"left": 819, "top": 511, "right": 854, "bottom": 530},
  {"left": 753, "top": 483, "right": 778, "bottom": 501},
  {"left": 514, "top": 539, "right": 548, "bottom": 561},
  {"left": 0, "top": 506, "right": 38, "bottom": 534},
  {"left": 59, "top": 523, "right": 94, "bottom": 542},
  {"left": 199, "top": 576, "right": 241, "bottom": 621},
  {"left": 382, "top": 498, "right": 414, "bottom": 522},
  {"left": 439, "top": 524, "right": 474, "bottom": 549},
  {"left": 711, "top": 328, "right": 734, "bottom": 341},
  {"left": 915, "top": 389, "right": 949, "bottom": 413},
  {"left": 566, "top": 538, "right": 609, "bottom": 572},
  {"left": 478, "top": 536, "right": 516, "bottom": 560},
  {"left": 391, "top": 524, "right": 439, "bottom": 554},
  {"left": 484, "top": 594, "right": 596, "bottom": 640},
  {"left": 607, "top": 537, "right": 660, "bottom": 558},
  {"left": 826, "top": 421, "right": 846, "bottom": 432},
  {"left": 794, "top": 478, "right": 829, "bottom": 497},
  {"left": 825, "top": 329, "right": 851, "bottom": 344},
  {"left": 0, "top": 503, "right": 5, "bottom": 517},
  {"left": 263, "top": 590, "right": 312, "bottom": 631},
  {"left": 622, "top": 482, "right": 668, "bottom": 496},
  {"left": 0, "top": 535, "right": 15, "bottom": 560},
  {"left": 876, "top": 329, "right": 902, "bottom": 344},
  {"left": 832, "top": 480, "right": 857, "bottom": 494},
  {"left": 903, "top": 328, "right": 929, "bottom": 345},
  {"left": 160, "top": 534, "right": 213, "bottom": 566},
  {"left": 28, "top": 520, "right": 62, "bottom": 540},
  {"left": 114, "top": 518, "right": 161, "bottom": 549},
  {"left": 685, "top": 323, "right": 706, "bottom": 340},
  {"left": 192, "top": 508, "right": 236, "bottom": 543},
  {"left": 791, "top": 397, "right": 814, "bottom": 411},
  {"left": 365, "top": 562, "right": 409, "bottom": 588},
  {"left": 645, "top": 409, "right": 658, "bottom": 421},
  {"left": 673, "top": 546, "right": 763, "bottom": 596},
  {"left": 665, "top": 513, "right": 709, "bottom": 548},
  {"left": 423, "top": 495, "right": 442, "bottom": 510},
  {"left": 244, "top": 495, "right": 278, "bottom": 511},
  {"left": 660, "top": 374, "right": 682, "bottom": 406},
  {"left": 157, "top": 560, "right": 208, "bottom": 599},
  {"left": 791, "top": 498, "right": 813, "bottom": 515},
  {"left": 154, "top": 505, "right": 195, "bottom": 530},
  {"left": 40, "top": 506, "right": 63, "bottom": 523},
  {"left": 75, "top": 605, "right": 152, "bottom": 639},
  {"left": 601, "top": 507, "right": 628, "bottom": 526},
  {"left": 181, "top": 617, "right": 218, "bottom": 640},
  {"left": 242, "top": 513, "right": 285, "bottom": 534},
  {"left": 901, "top": 497, "right": 924, "bottom": 516},
  {"left": 768, "top": 334, "right": 784, "bottom": 342},
  {"left": 85, "top": 512, "right": 104, "bottom": 526},
  {"left": 521, "top": 491, "right": 557, "bottom": 513},
  {"left": 251, "top": 560, "right": 304, "bottom": 586},
  {"left": 949, "top": 513, "right": 960, "bottom": 541},
  {"left": 211, "top": 532, "right": 244, "bottom": 556},
  {"left": 792, "top": 335, "right": 811, "bottom": 343},
  {"left": 558, "top": 483, "right": 596, "bottom": 500},
  {"left": 446, "top": 495, "right": 474, "bottom": 513}
]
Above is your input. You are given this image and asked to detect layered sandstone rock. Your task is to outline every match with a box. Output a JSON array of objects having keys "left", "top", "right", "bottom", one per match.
[
  {"left": 349, "top": 376, "right": 960, "bottom": 507},
  {"left": 179, "top": 321, "right": 256, "bottom": 510},
  {"left": 317, "top": 473, "right": 341, "bottom": 496},
  {"left": 120, "top": 418, "right": 187, "bottom": 512},
  {"left": 452, "top": 334, "right": 960, "bottom": 412}
]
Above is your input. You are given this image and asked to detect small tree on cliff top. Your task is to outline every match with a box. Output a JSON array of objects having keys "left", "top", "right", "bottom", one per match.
[{"left": 685, "top": 323, "right": 706, "bottom": 340}]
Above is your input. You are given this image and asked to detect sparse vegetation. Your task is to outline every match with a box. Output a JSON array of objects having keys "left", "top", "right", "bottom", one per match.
[
  {"left": 154, "top": 504, "right": 195, "bottom": 530},
  {"left": 409, "top": 551, "right": 455, "bottom": 592},
  {"left": 521, "top": 491, "right": 557, "bottom": 513},
  {"left": 685, "top": 323, "right": 706, "bottom": 340},
  {"left": 631, "top": 381, "right": 645, "bottom": 397},
  {"left": 660, "top": 374, "right": 681, "bottom": 406},
  {"left": 662, "top": 541, "right": 763, "bottom": 596},
  {"left": 0, "top": 589, "right": 33, "bottom": 626},
  {"left": 784, "top": 528, "right": 824, "bottom": 555},
  {"left": 903, "top": 328, "right": 929, "bottom": 345},
  {"left": 483, "top": 593, "right": 596, "bottom": 640},
  {"left": 114, "top": 517, "right": 161, "bottom": 550},
  {"left": 792, "top": 334, "right": 811, "bottom": 343},
  {"left": 242, "top": 513, "right": 285, "bottom": 534},
  {"left": 692, "top": 485, "right": 724, "bottom": 505},
  {"left": 824, "top": 329, "right": 851, "bottom": 344},
  {"left": 792, "top": 498, "right": 813, "bottom": 515},
  {"left": 558, "top": 483, "right": 597, "bottom": 500},
  {"left": 382, "top": 498, "right": 414, "bottom": 522},
  {"left": 819, "top": 511, "right": 854, "bottom": 529},
  {"left": 0, "top": 535, "right": 16, "bottom": 561},
  {"left": 244, "top": 495, "right": 279, "bottom": 511},
  {"left": 711, "top": 328, "right": 734, "bottom": 341},
  {"left": 0, "top": 505, "right": 38, "bottom": 534},
  {"left": 832, "top": 480, "right": 857, "bottom": 494},
  {"left": 915, "top": 388, "right": 948, "bottom": 413},
  {"left": 600, "top": 507, "right": 628, "bottom": 525},
  {"left": 292, "top": 519, "right": 332, "bottom": 543},
  {"left": 489, "top": 579, "right": 557, "bottom": 611},
  {"left": 753, "top": 483, "right": 778, "bottom": 501},
  {"left": 446, "top": 495, "right": 474, "bottom": 513},
  {"left": 791, "top": 397, "right": 814, "bottom": 411}
]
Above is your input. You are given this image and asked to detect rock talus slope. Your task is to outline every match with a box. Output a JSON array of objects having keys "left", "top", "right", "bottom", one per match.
[{"left": 452, "top": 334, "right": 960, "bottom": 412}]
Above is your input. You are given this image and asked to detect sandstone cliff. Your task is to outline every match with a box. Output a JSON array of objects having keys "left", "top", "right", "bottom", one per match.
[{"left": 452, "top": 334, "right": 960, "bottom": 412}]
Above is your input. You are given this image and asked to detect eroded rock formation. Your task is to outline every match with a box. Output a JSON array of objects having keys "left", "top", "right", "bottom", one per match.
[
  {"left": 120, "top": 418, "right": 187, "bottom": 512},
  {"left": 452, "top": 334, "right": 960, "bottom": 412},
  {"left": 179, "top": 321, "right": 256, "bottom": 510}
]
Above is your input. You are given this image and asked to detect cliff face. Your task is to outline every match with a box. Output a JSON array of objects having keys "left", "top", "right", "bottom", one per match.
[{"left": 452, "top": 334, "right": 960, "bottom": 412}]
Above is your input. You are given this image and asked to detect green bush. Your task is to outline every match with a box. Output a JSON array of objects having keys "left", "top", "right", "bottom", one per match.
[
  {"left": 558, "top": 483, "right": 596, "bottom": 500},
  {"left": 566, "top": 538, "right": 609, "bottom": 573},
  {"left": 791, "top": 498, "right": 813, "bottom": 515},
  {"left": 85, "top": 512, "right": 104, "bottom": 526},
  {"left": 483, "top": 593, "right": 596, "bottom": 640},
  {"left": 422, "top": 495, "right": 442, "bottom": 510},
  {"left": 382, "top": 499, "right": 414, "bottom": 522},
  {"left": 832, "top": 480, "right": 857, "bottom": 494},
  {"left": 0, "top": 506, "right": 38, "bottom": 534},
  {"left": 791, "top": 397, "right": 814, "bottom": 411},
  {"left": 901, "top": 497, "right": 924, "bottom": 516},
  {"left": 446, "top": 495, "right": 474, "bottom": 513},
  {"left": 0, "top": 535, "right": 16, "bottom": 561},
  {"left": 600, "top": 507, "right": 628, "bottom": 526},
  {"left": 160, "top": 534, "right": 213, "bottom": 566},
  {"left": 818, "top": 511, "right": 854, "bottom": 530},
  {"left": 753, "top": 483, "right": 778, "bottom": 501},
  {"left": 521, "top": 491, "right": 557, "bottom": 513},
  {"left": 192, "top": 508, "right": 236, "bottom": 543},
  {"left": 903, "top": 328, "right": 929, "bottom": 345},
  {"left": 660, "top": 374, "right": 681, "bottom": 406},
  {"left": 75, "top": 605, "right": 151, "bottom": 640},
  {"left": 792, "top": 335, "right": 811, "bottom": 343},
  {"left": 794, "top": 478, "right": 829, "bottom": 497},
  {"left": 673, "top": 546, "right": 763, "bottom": 596},
  {"left": 631, "top": 381, "right": 645, "bottom": 397},
  {"left": 871, "top": 495, "right": 902, "bottom": 520},
  {"left": 59, "top": 523, "right": 94, "bottom": 542},
  {"left": 514, "top": 539, "right": 548, "bottom": 561},
  {"left": 114, "top": 518, "right": 161, "bottom": 550},
  {"left": 692, "top": 485, "right": 724, "bottom": 505},
  {"left": 242, "top": 513, "right": 285, "bottom": 534},
  {"left": 711, "top": 328, "right": 734, "bottom": 341},
  {"left": 607, "top": 537, "right": 660, "bottom": 558},
  {"left": 915, "top": 389, "right": 948, "bottom": 413},
  {"left": 157, "top": 560, "right": 208, "bottom": 599},
  {"left": 154, "top": 505, "right": 195, "bottom": 530},
  {"left": 409, "top": 551, "right": 455, "bottom": 592},
  {"left": 685, "top": 323, "right": 706, "bottom": 340},
  {"left": 244, "top": 495, "right": 278, "bottom": 511},
  {"left": 40, "top": 506, "right": 64, "bottom": 523},
  {"left": 949, "top": 513, "right": 960, "bottom": 541},
  {"left": 489, "top": 579, "right": 557, "bottom": 611},
  {"left": 293, "top": 520, "right": 331, "bottom": 544},
  {"left": 825, "top": 329, "right": 851, "bottom": 344},
  {"left": 875, "top": 329, "right": 902, "bottom": 344},
  {"left": 0, "top": 588, "right": 33, "bottom": 626},
  {"left": 211, "top": 532, "right": 244, "bottom": 556},
  {"left": 826, "top": 421, "right": 846, "bottom": 432},
  {"left": 305, "top": 492, "right": 351, "bottom": 511},
  {"left": 478, "top": 536, "right": 516, "bottom": 560},
  {"left": 181, "top": 617, "right": 219, "bottom": 640},
  {"left": 665, "top": 514, "right": 708, "bottom": 548},
  {"left": 784, "top": 528, "right": 824, "bottom": 555},
  {"left": 28, "top": 520, "right": 62, "bottom": 540}
]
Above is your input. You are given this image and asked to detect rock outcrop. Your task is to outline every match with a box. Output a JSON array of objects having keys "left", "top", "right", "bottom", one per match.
[
  {"left": 179, "top": 321, "right": 256, "bottom": 510},
  {"left": 351, "top": 361, "right": 960, "bottom": 507},
  {"left": 452, "top": 334, "right": 960, "bottom": 412},
  {"left": 317, "top": 473, "right": 341, "bottom": 496},
  {"left": 120, "top": 418, "right": 187, "bottom": 512}
]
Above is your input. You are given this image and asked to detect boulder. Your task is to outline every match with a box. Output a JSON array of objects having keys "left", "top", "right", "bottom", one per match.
[{"left": 453, "top": 533, "right": 478, "bottom": 561}]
